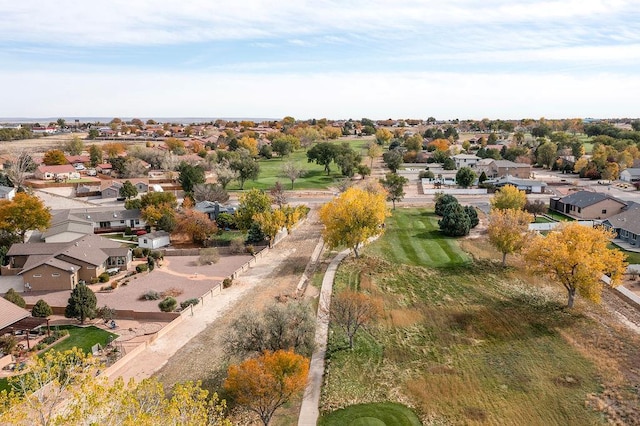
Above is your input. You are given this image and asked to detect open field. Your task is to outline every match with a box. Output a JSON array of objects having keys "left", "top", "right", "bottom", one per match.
[
  {"left": 236, "top": 137, "right": 372, "bottom": 191},
  {"left": 320, "top": 208, "right": 640, "bottom": 425}
]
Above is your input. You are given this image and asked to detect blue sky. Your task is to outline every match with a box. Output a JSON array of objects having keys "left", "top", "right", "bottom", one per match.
[{"left": 1, "top": 0, "right": 639, "bottom": 120}]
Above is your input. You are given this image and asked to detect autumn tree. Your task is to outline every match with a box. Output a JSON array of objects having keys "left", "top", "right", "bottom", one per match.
[
  {"left": 269, "top": 182, "right": 287, "bottom": 208},
  {"left": 238, "top": 136, "right": 259, "bottom": 157},
  {"left": 252, "top": 209, "right": 286, "bottom": 247},
  {"left": 0, "top": 193, "right": 51, "bottom": 242},
  {"left": 175, "top": 209, "right": 218, "bottom": 244},
  {"left": 490, "top": 185, "right": 526, "bottom": 211},
  {"left": 281, "top": 161, "right": 306, "bottom": 190},
  {"left": 235, "top": 189, "right": 272, "bottom": 231},
  {"left": 375, "top": 128, "right": 393, "bottom": 145},
  {"left": 427, "top": 138, "right": 450, "bottom": 152},
  {"left": 488, "top": 209, "right": 533, "bottom": 266},
  {"left": 102, "top": 142, "right": 126, "bottom": 158},
  {"left": 379, "top": 172, "right": 408, "bottom": 209},
  {"left": 42, "top": 149, "right": 67, "bottom": 165},
  {"left": 164, "top": 137, "right": 186, "bottom": 155},
  {"left": 367, "top": 142, "right": 382, "bottom": 167},
  {"left": 319, "top": 187, "right": 389, "bottom": 258},
  {"left": 330, "top": 290, "right": 380, "bottom": 349},
  {"left": 65, "top": 283, "right": 97, "bottom": 324},
  {"left": 523, "top": 222, "right": 626, "bottom": 308},
  {"left": 224, "top": 349, "right": 309, "bottom": 426},
  {"left": 142, "top": 203, "right": 176, "bottom": 229},
  {"left": 119, "top": 180, "right": 138, "bottom": 200}
]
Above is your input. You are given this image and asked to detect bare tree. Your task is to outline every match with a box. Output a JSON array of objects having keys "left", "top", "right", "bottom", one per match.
[
  {"left": 269, "top": 181, "right": 287, "bottom": 208},
  {"left": 5, "top": 149, "right": 36, "bottom": 190},
  {"left": 192, "top": 183, "right": 229, "bottom": 203},
  {"left": 213, "top": 160, "right": 238, "bottom": 189},
  {"left": 281, "top": 161, "right": 306, "bottom": 190},
  {"left": 329, "top": 290, "right": 380, "bottom": 349}
]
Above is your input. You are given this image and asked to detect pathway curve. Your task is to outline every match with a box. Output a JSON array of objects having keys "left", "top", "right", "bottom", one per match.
[{"left": 298, "top": 248, "right": 350, "bottom": 426}]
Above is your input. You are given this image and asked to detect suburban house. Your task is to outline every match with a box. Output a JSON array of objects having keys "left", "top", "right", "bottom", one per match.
[
  {"left": 549, "top": 191, "right": 627, "bottom": 220},
  {"left": 487, "top": 176, "right": 547, "bottom": 194},
  {"left": 602, "top": 203, "right": 640, "bottom": 247},
  {"left": 65, "top": 155, "right": 90, "bottom": 167},
  {"left": 476, "top": 159, "right": 531, "bottom": 179},
  {"left": 30, "top": 208, "right": 146, "bottom": 242},
  {"left": 1, "top": 234, "right": 132, "bottom": 291},
  {"left": 0, "top": 297, "right": 48, "bottom": 354},
  {"left": 34, "top": 164, "right": 80, "bottom": 181},
  {"left": 101, "top": 181, "right": 123, "bottom": 199},
  {"left": 620, "top": 168, "right": 640, "bottom": 183},
  {"left": 0, "top": 186, "right": 16, "bottom": 200},
  {"left": 452, "top": 154, "right": 481, "bottom": 169},
  {"left": 194, "top": 201, "right": 237, "bottom": 221},
  {"left": 96, "top": 163, "right": 113, "bottom": 175},
  {"left": 138, "top": 231, "right": 171, "bottom": 249}
]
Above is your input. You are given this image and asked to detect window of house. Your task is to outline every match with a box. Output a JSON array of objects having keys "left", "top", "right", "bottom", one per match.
[
  {"left": 602, "top": 209, "right": 607, "bottom": 214},
  {"left": 120, "top": 220, "right": 125, "bottom": 224},
  {"left": 33, "top": 274, "right": 42, "bottom": 278},
  {"left": 86, "top": 266, "right": 95, "bottom": 269},
  {"left": 99, "top": 221, "right": 110, "bottom": 228},
  {"left": 135, "top": 220, "right": 140, "bottom": 225},
  {"left": 143, "top": 239, "right": 148, "bottom": 244},
  {"left": 577, "top": 207, "right": 581, "bottom": 213},
  {"left": 51, "top": 273, "right": 60, "bottom": 277}
]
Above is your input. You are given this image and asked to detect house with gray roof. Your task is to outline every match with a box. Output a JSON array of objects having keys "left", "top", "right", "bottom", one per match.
[
  {"left": 602, "top": 203, "right": 640, "bottom": 247},
  {"left": 0, "top": 186, "right": 15, "bottom": 200},
  {"left": 487, "top": 176, "right": 547, "bottom": 194},
  {"left": 1, "top": 234, "right": 131, "bottom": 292},
  {"left": 550, "top": 190, "right": 627, "bottom": 220},
  {"left": 194, "top": 201, "right": 236, "bottom": 221},
  {"left": 620, "top": 168, "right": 640, "bottom": 183}
]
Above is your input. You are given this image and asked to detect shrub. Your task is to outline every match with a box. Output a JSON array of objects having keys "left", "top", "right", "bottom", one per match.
[
  {"left": 158, "top": 297, "right": 177, "bottom": 312},
  {"left": 246, "top": 222, "right": 265, "bottom": 244},
  {"left": 89, "top": 277, "right": 99, "bottom": 284},
  {"left": 198, "top": 247, "right": 220, "bottom": 265},
  {"left": 97, "top": 305, "right": 116, "bottom": 321},
  {"left": 132, "top": 247, "right": 145, "bottom": 258},
  {"left": 223, "top": 277, "right": 233, "bottom": 288},
  {"left": 229, "top": 238, "right": 246, "bottom": 254},
  {"left": 136, "top": 264, "right": 149, "bottom": 273},
  {"left": 4, "top": 288, "right": 26, "bottom": 308},
  {"left": 216, "top": 213, "right": 235, "bottom": 229},
  {"left": 100, "top": 285, "right": 112, "bottom": 292},
  {"left": 98, "top": 272, "right": 110, "bottom": 283},
  {"left": 141, "top": 290, "right": 160, "bottom": 301},
  {"left": 180, "top": 298, "right": 199, "bottom": 309},
  {"left": 148, "top": 250, "right": 164, "bottom": 260},
  {"left": 419, "top": 170, "right": 435, "bottom": 179},
  {"left": 0, "top": 335, "right": 17, "bottom": 354},
  {"left": 110, "top": 281, "right": 118, "bottom": 289},
  {"left": 31, "top": 299, "right": 52, "bottom": 318},
  {"left": 246, "top": 245, "right": 256, "bottom": 256},
  {"left": 124, "top": 226, "right": 133, "bottom": 235}
]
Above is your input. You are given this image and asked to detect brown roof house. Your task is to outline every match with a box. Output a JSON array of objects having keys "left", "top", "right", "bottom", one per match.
[
  {"left": 34, "top": 164, "right": 80, "bottom": 181},
  {"left": 1, "top": 234, "right": 131, "bottom": 291},
  {"left": 550, "top": 190, "right": 627, "bottom": 220},
  {"left": 476, "top": 159, "right": 531, "bottom": 179}
]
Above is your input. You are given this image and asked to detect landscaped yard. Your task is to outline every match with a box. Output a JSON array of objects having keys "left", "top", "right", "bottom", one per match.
[
  {"left": 320, "top": 207, "right": 639, "bottom": 424},
  {"left": 318, "top": 402, "right": 422, "bottom": 426},
  {"left": 49, "top": 325, "right": 117, "bottom": 354}
]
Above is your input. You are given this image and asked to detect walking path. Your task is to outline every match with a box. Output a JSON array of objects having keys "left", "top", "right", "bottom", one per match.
[{"left": 298, "top": 248, "right": 350, "bottom": 426}]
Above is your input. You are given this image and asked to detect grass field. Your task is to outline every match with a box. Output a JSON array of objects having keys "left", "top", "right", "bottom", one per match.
[
  {"left": 364, "top": 208, "right": 470, "bottom": 268},
  {"left": 318, "top": 207, "right": 640, "bottom": 424},
  {"left": 232, "top": 137, "right": 371, "bottom": 191},
  {"left": 50, "top": 325, "right": 117, "bottom": 354},
  {"left": 318, "top": 402, "right": 422, "bottom": 426}
]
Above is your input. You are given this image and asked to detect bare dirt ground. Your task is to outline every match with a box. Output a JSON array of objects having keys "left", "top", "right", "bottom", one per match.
[
  {"left": 0, "top": 133, "right": 89, "bottom": 154},
  {"left": 153, "top": 209, "right": 324, "bottom": 423}
]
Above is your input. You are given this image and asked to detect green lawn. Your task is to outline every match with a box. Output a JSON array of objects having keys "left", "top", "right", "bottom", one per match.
[
  {"left": 231, "top": 137, "right": 371, "bottom": 191},
  {"left": 608, "top": 243, "right": 640, "bottom": 264},
  {"left": 321, "top": 208, "right": 607, "bottom": 424},
  {"left": 50, "top": 325, "right": 117, "bottom": 354},
  {"left": 364, "top": 208, "right": 471, "bottom": 268},
  {"left": 546, "top": 209, "right": 574, "bottom": 222},
  {"left": 318, "top": 402, "right": 421, "bottom": 426}
]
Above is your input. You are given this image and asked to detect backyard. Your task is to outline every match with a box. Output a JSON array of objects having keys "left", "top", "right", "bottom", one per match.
[{"left": 320, "top": 207, "right": 640, "bottom": 425}]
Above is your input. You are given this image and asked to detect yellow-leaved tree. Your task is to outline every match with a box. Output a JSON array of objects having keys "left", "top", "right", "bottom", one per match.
[
  {"left": 253, "top": 209, "right": 286, "bottom": 247},
  {"left": 523, "top": 222, "right": 626, "bottom": 308},
  {"left": 319, "top": 187, "right": 389, "bottom": 258},
  {"left": 487, "top": 209, "right": 533, "bottom": 266},
  {"left": 490, "top": 184, "right": 527, "bottom": 211},
  {"left": 224, "top": 349, "right": 309, "bottom": 426}
]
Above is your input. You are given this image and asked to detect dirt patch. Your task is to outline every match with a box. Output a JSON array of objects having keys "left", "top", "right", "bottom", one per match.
[{"left": 388, "top": 309, "right": 423, "bottom": 327}]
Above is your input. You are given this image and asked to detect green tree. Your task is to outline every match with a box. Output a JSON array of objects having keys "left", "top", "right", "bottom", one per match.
[
  {"left": 65, "top": 283, "right": 97, "bottom": 324},
  {"left": 230, "top": 150, "right": 260, "bottom": 190},
  {"left": 382, "top": 150, "right": 403, "bottom": 173},
  {"left": 334, "top": 143, "right": 362, "bottom": 177},
  {"left": 455, "top": 167, "right": 476, "bottom": 188},
  {"left": 235, "top": 188, "right": 272, "bottom": 231},
  {"left": 478, "top": 171, "right": 488, "bottom": 184},
  {"left": 178, "top": 162, "right": 206, "bottom": 194},
  {"left": 438, "top": 203, "right": 471, "bottom": 236},
  {"left": 271, "top": 136, "right": 295, "bottom": 158},
  {"left": 464, "top": 205, "right": 479, "bottom": 228},
  {"left": 32, "top": 299, "right": 52, "bottom": 317},
  {"left": 89, "top": 144, "right": 102, "bottom": 167},
  {"left": 64, "top": 136, "right": 84, "bottom": 156},
  {"left": 379, "top": 172, "right": 408, "bottom": 209},
  {"left": 119, "top": 180, "right": 138, "bottom": 200},
  {"left": 307, "top": 142, "right": 338, "bottom": 175},
  {"left": 442, "top": 157, "right": 456, "bottom": 170},
  {"left": 4, "top": 288, "right": 26, "bottom": 308},
  {"left": 536, "top": 141, "right": 558, "bottom": 168},
  {"left": 87, "top": 129, "right": 99, "bottom": 139},
  {"left": 434, "top": 193, "right": 459, "bottom": 216}
]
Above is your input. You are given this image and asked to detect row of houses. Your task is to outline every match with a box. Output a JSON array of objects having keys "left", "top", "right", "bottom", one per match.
[{"left": 452, "top": 155, "right": 532, "bottom": 179}]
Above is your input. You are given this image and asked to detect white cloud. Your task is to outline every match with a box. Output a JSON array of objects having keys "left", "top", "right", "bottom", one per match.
[{"left": 2, "top": 69, "right": 638, "bottom": 120}]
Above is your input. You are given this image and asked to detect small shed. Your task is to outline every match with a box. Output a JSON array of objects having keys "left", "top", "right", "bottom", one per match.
[{"left": 138, "top": 231, "right": 171, "bottom": 249}]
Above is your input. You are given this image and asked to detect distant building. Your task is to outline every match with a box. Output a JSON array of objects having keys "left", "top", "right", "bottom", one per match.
[
  {"left": 620, "top": 168, "right": 640, "bottom": 183},
  {"left": 138, "top": 231, "right": 171, "bottom": 250}
]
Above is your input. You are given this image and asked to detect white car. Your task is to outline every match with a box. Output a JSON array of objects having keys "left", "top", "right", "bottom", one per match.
[{"left": 74, "top": 163, "right": 86, "bottom": 171}]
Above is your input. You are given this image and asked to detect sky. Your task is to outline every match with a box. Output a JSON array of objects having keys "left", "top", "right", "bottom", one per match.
[{"left": 1, "top": 0, "right": 639, "bottom": 121}]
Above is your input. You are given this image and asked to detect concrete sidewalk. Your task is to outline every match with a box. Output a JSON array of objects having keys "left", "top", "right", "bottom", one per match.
[{"left": 298, "top": 249, "right": 350, "bottom": 426}]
